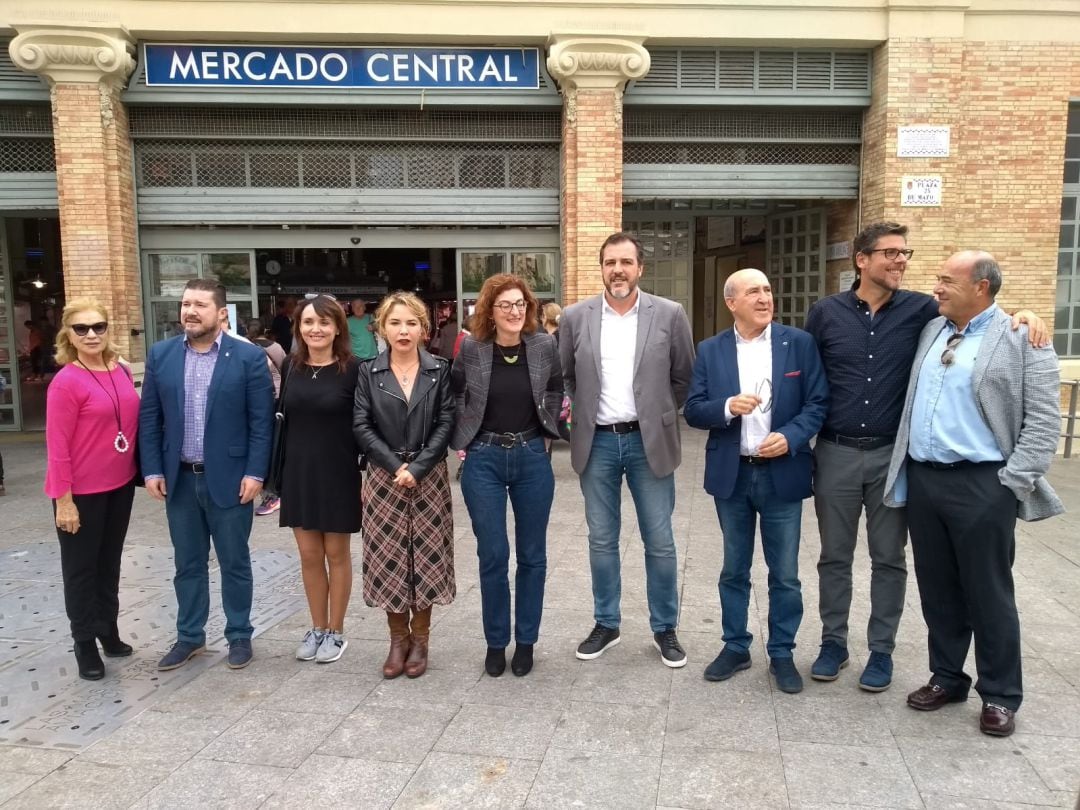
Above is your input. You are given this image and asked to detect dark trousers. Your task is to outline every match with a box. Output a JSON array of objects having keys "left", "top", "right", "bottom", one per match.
[
  {"left": 906, "top": 459, "right": 1022, "bottom": 710},
  {"left": 55, "top": 481, "right": 136, "bottom": 642}
]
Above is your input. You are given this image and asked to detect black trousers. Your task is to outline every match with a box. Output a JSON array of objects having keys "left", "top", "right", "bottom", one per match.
[
  {"left": 54, "top": 481, "right": 136, "bottom": 642},
  {"left": 906, "top": 459, "right": 1022, "bottom": 710}
]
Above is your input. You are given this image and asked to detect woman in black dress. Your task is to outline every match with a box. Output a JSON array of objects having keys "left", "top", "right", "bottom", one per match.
[{"left": 280, "top": 294, "right": 361, "bottom": 664}]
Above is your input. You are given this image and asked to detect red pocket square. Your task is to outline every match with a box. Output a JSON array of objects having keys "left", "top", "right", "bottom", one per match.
[{"left": 784, "top": 370, "right": 802, "bottom": 377}]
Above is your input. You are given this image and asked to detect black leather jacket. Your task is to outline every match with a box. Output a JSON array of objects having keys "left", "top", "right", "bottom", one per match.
[{"left": 352, "top": 349, "right": 455, "bottom": 481}]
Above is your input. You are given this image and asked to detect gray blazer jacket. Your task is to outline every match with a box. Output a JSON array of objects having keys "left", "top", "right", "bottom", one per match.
[
  {"left": 559, "top": 290, "right": 695, "bottom": 478},
  {"left": 883, "top": 306, "right": 1063, "bottom": 522},
  {"left": 450, "top": 330, "right": 563, "bottom": 450}
]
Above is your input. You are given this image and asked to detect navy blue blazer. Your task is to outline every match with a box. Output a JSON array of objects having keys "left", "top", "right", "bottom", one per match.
[
  {"left": 684, "top": 323, "right": 828, "bottom": 502},
  {"left": 139, "top": 332, "right": 275, "bottom": 509}
]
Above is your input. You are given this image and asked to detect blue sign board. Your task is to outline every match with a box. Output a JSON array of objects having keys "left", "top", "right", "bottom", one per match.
[{"left": 143, "top": 44, "right": 541, "bottom": 90}]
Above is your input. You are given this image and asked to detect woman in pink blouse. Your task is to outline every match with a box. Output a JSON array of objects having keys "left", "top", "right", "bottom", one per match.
[{"left": 45, "top": 299, "right": 140, "bottom": 681}]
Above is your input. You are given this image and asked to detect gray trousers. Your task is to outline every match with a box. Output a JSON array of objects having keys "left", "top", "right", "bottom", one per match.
[{"left": 813, "top": 440, "right": 908, "bottom": 653}]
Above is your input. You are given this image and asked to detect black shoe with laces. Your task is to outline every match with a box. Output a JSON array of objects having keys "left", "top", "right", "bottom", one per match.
[
  {"left": 575, "top": 624, "right": 620, "bottom": 660},
  {"left": 653, "top": 629, "right": 688, "bottom": 668}
]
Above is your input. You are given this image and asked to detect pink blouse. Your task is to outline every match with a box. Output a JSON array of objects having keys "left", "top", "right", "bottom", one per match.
[{"left": 44, "top": 364, "right": 141, "bottom": 498}]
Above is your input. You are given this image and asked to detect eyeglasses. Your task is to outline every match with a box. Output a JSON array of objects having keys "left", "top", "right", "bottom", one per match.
[
  {"left": 940, "top": 332, "right": 965, "bottom": 366},
  {"left": 71, "top": 322, "right": 108, "bottom": 337},
  {"left": 755, "top": 377, "right": 773, "bottom": 413},
  {"left": 493, "top": 300, "right": 527, "bottom": 313},
  {"left": 304, "top": 293, "right": 337, "bottom": 301},
  {"left": 866, "top": 248, "right": 915, "bottom": 261}
]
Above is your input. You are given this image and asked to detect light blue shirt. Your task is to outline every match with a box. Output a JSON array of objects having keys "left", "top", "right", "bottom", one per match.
[{"left": 909, "top": 304, "right": 1004, "bottom": 464}]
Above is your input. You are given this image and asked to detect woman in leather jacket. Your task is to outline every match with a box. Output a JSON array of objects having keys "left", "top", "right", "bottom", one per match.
[{"left": 352, "top": 291, "right": 456, "bottom": 679}]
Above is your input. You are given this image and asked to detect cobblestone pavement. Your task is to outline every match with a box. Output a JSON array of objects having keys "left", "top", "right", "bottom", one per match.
[{"left": 1, "top": 428, "right": 1078, "bottom": 809}]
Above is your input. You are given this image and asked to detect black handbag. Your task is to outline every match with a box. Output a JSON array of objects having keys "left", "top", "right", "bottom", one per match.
[{"left": 264, "top": 360, "right": 292, "bottom": 497}]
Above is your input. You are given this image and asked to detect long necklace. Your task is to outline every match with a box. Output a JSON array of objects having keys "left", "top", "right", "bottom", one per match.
[
  {"left": 391, "top": 361, "right": 420, "bottom": 385},
  {"left": 495, "top": 342, "right": 521, "bottom": 365},
  {"left": 76, "top": 360, "right": 129, "bottom": 453},
  {"left": 307, "top": 360, "right": 335, "bottom": 379}
]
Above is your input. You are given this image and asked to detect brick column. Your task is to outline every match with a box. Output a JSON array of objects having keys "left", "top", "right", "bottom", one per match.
[
  {"left": 10, "top": 26, "right": 144, "bottom": 361},
  {"left": 547, "top": 36, "right": 649, "bottom": 304}
]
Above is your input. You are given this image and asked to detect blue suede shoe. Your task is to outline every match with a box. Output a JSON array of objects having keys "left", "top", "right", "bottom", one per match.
[
  {"left": 859, "top": 651, "right": 893, "bottom": 692},
  {"left": 810, "top": 641, "right": 850, "bottom": 682},
  {"left": 227, "top": 638, "right": 253, "bottom": 670},
  {"left": 703, "top": 646, "right": 751, "bottom": 682},
  {"left": 157, "top": 640, "right": 205, "bottom": 671},
  {"left": 769, "top": 657, "right": 804, "bottom": 694}
]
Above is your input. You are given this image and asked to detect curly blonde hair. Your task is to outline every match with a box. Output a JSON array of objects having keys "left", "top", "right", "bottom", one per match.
[
  {"left": 54, "top": 298, "right": 121, "bottom": 367},
  {"left": 374, "top": 291, "right": 431, "bottom": 341}
]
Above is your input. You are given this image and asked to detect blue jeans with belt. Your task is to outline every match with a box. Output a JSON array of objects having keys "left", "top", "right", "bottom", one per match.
[
  {"left": 165, "top": 468, "right": 255, "bottom": 645},
  {"left": 460, "top": 434, "right": 554, "bottom": 648}
]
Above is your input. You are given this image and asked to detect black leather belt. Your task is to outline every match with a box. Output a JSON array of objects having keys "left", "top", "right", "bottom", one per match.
[
  {"left": 910, "top": 458, "right": 1001, "bottom": 471},
  {"left": 596, "top": 421, "right": 640, "bottom": 434},
  {"left": 179, "top": 461, "right": 205, "bottom": 474},
  {"left": 818, "top": 428, "right": 895, "bottom": 451},
  {"left": 740, "top": 455, "right": 771, "bottom": 465},
  {"left": 474, "top": 427, "right": 541, "bottom": 448}
]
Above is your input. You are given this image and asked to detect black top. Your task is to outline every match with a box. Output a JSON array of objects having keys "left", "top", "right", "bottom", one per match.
[
  {"left": 804, "top": 288, "right": 939, "bottom": 437},
  {"left": 480, "top": 343, "right": 543, "bottom": 435}
]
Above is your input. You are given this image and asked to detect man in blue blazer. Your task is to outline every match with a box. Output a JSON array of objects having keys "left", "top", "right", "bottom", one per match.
[
  {"left": 139, "top": 279, "right": 275, "bottom": 671},
  {"left": 685, "top": 268, "right": 828, "bottom": 693}
]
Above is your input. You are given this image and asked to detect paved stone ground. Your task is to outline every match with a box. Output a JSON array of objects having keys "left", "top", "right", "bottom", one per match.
[{"left": 0, "top": 428, "right": 1078, "bottom": 809}]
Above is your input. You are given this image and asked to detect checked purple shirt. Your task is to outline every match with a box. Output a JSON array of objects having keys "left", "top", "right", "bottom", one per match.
[{"left": 180, "top": 332, "right": 222, "bottom": 463}]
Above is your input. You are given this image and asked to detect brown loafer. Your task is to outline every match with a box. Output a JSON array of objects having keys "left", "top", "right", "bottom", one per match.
[
  {"left": 980, "top": 703, "right": 1016, "bottom": 737},
  {"left": 906, "top": 683, "right": 968, "bottom": 711}
]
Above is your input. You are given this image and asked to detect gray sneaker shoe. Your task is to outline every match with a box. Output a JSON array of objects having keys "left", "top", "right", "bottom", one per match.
[
  {"left": 316, "top": 631, "right": 347, "bottom": 664},
  {"left": 296, "top": 628, "right": 325, "bottom": 661}
]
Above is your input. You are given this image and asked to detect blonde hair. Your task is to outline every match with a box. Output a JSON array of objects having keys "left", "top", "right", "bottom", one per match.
[
  {"left": 54, "top": 298, "right": 121, "bottom": 366},
  {"left": 374, "top": 291, "right": 431, "bottom": 340},
  {"left": 542, "top": 302, "right": 562, "bottom": 329}
]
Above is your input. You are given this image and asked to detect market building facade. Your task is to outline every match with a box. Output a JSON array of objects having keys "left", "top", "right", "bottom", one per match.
[{"left": 0, "top": 0, "right": 1078, "bottom": 430}]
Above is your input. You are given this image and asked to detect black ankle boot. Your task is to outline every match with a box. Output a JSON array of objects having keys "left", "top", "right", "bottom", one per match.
[
  {"left": 511, "top": 644, "right": 534, "bottom": 676},
  {"left": 485, "top": 647, "right": 506, "bottom": 677},
  {"left": 97, "top": 626, "right": 133, "bottom": 658},
  {"left": 74, "top": 640, "right": 105, "bottom": 680}
]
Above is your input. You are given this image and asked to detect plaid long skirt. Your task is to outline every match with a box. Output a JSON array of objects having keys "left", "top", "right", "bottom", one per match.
[{"left": 361, "top": 459, "right": 456, "bottom": 613}]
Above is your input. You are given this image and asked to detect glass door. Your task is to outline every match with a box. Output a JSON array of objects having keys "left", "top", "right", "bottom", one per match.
[
  {"left": 0, "top": 219, "right": 20, "bottom": 430},
  {"left": 766, "top": 209, "right": 825, "bottom": 327},
  {"left": 456, "top": 248, "right": 560, "bottom": 325}
]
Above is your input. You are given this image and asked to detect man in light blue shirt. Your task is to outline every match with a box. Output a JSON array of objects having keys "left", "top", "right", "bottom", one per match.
[{"left": 883, "top": 251, "right": 1062, "bottom": 738}]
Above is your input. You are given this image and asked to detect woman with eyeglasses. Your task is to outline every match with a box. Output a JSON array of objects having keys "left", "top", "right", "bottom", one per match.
[
  {"left": 45, "top": 300, "right": 141, "bottom": 680},
  {"left": 353, "top": 291, "right": 456, "bottom": 679},
  {"left": 451, "top": 274, "right": 563, "bottom": 677},
  {"left": 279, "top": 293, "right": 361, "bottom": 664}
]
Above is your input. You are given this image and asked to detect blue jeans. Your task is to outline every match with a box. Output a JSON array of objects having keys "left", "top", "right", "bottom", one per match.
[
  {"left": 715, "top": 462, "right": 803, "bottom": 658},
  {"left": 165, "top": 469, "right": 255, "bottom": 645},
  {"left": 579, "top": 429, "right": 679, "bottom": 632},
  {"left": 460, "top": 435, "right": 554, "bottom": 648}
]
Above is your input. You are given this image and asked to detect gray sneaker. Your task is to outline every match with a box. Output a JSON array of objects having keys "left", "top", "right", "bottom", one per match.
[
  {"left": 316, "top": 631, "right": 347, "bottom": 664},
  {"left": 296, "top": 628, "right": 324, "bottom": 661}
]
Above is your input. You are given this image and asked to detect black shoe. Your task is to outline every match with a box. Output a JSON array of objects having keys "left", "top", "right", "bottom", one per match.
[
  {"left": 74, "top": 640, "right": 105, "bottom": 681},
  {"left": 769, "top": 657, "right": 804, "bottom": 694},
  {"left": 97, "top": 625, "right": 133, "bottom": 658},
  {"left": 576, "top": 624, "right": 620, "bottom": 660},
  {"left": 485, "top": 647, "right": 506, "bottom": 677},
  {"left": 227, "top": 639, "right": 253, "bottom": 669},
  {"left": 704, "top": 646, "right": 751, "bottom": 681},
  {"left": 653, "top": 629, "right": 688, "bottom": 668},
  {"left": 511, "top": 644, "right": 534, "bottom": 677}
]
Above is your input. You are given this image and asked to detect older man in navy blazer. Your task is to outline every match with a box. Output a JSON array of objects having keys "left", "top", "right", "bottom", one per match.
[
  {"left": 685, "top": 268, "right": 827, "bottom": 693},
  {"left": 140, "top": 279, "right": 274, "bottom": 672}
]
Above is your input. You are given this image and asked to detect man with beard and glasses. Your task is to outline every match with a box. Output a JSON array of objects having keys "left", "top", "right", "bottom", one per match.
[
  {"left": 559, "top": 231, "right": 695, "bottom": 668},
  {"left": 139, "top": 279, "right": 274, "bottom": 672}
]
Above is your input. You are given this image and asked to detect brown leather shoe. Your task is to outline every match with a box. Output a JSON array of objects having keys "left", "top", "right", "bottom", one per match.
[
  {"left": 906, "top": 683, "right": 968, "bottom": 711},
  {"left": 382, "top": 611, "right": 411, "bottom": 679},
  {"left": 980, "top": 703, "right": 1016, "bottom": 737},
  {"left": 405, "top": 606, "right": 431, "bottom": 679}
]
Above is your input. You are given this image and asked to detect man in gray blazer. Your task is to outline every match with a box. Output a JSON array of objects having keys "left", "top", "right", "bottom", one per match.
[
  {"left": 883, "top": 251, "right": 1063, "bottom": 738},
  {"left": 559, "top": 231, "right": 695, "bottom": 668}
]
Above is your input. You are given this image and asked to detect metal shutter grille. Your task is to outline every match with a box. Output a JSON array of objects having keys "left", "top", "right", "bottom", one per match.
[
  {"left": 0, "top": 104, "right": 53, "bottom": 135},
  {"left": 717, "top": 51, "right": 755, "bottom": 90},
  {"left": 0, "top": 138, "right": 55, "bottom": 171},
  {"left": 680, "top": 51, "right": 718, "bottom": 89},
  {"left": 635, "top": 50, "right": 678, "bottom": 88},
  {"left": 758, "top": 51, "right": 795, "bottom": 90},
  {"left": 833, "top": 52, "right": 873, "bottom": 90},
  {"left": 796, "top": 52, "right": 834, "bottom": 91},
  {"left": 624, "top": 108, "right": 862, "bottom": 142},
  {"left": 624, "top": 143, "right": 858, "bottom": 166}
]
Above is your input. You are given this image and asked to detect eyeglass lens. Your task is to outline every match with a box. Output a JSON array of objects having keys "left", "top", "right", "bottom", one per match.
[
  {"left": 72, "top": 322, "right": 108, "bottom": 336},
  {"left": 940, "top": 333, "right": 964, "bottom": 366},
  {"left": 756, "top": 377, "right": 773, "bottom": 412},
  {"left": 874, "top": 248, "right": 914, "bottom": 260},
  {"left": 495, "top": 301, "right": 527, "bottom": 312}
]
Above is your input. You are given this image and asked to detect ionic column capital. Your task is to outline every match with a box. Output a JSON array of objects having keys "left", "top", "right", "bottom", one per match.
[
  {"left": 9, "top": 24, "right": 135, "bottom": 86},
  {"left": 546, "top": 35, "right": 650, "bottom": 93}
]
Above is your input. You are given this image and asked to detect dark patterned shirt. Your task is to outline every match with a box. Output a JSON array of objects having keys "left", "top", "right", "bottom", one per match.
[{"left": 804, "top": 288, "right": 939, "bottom": 437}]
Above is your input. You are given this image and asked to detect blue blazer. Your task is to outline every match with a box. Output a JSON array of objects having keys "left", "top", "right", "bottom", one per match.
[
  {"left": 684, "top": 323, "right": 828, "bottom": 502},
  {"left": 139, "top": 333, "right": 275, "bottom": 509}
]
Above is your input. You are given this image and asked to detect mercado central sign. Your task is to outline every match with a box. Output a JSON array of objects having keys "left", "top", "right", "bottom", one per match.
[{"left": 143, "top": 44, "right": 542, "bottom": 89}]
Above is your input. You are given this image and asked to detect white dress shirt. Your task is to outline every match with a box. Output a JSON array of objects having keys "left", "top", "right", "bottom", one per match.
[
  {"left": 725, "top": 324, "right": 773, "bottom": 455},
  {"left": 596, "top": 293, "right": 640, "bottom": 424}
]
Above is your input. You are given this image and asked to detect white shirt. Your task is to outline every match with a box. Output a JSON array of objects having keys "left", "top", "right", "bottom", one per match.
[
  {"left": 597, "top": 293, "right": 640, "bottom": 424},
  {"left": 725, "top": 324, "right": 773, "bottom": 455}
]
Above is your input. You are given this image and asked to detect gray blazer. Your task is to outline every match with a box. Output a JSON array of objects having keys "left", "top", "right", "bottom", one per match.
[
  {"left": 883, "top": 306, "right": 1063, "bottom": 522},
  {"left": 450, "top": 330, "right": 563, "bottom": 450},
  {"left": 559, "top": 291, "right": 695, "bottom": 478}
]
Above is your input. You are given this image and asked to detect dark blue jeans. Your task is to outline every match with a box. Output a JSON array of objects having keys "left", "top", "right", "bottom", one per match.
[
  {"left": 165, "top": 469, "right": 255, "bottom": 645},
  {"left": 460, "top": 435, "right": 554, "bottom": 648},
  {"left": 714, "top": 461, "right": 803, "bottom": 659}
]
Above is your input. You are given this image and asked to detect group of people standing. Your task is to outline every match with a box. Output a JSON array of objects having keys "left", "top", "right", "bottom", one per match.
[{"left": 42, "top": 226, "right": 1062, "bottom": 738}]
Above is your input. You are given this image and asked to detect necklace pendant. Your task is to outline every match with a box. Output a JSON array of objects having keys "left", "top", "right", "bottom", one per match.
[
  {"left": 114, "top": 431, "right": 130, "bottom": 453},
  {"left": 401, "top": 375, "right": 409, "bottom": 384}
]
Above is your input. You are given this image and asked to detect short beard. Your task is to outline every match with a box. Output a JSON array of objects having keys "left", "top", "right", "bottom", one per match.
[
  {"left": 184, "top": 321, "right": 216, "bottom": 341},
  {"left": 605, "top": 280, "right": 635, "bottom": 300}
]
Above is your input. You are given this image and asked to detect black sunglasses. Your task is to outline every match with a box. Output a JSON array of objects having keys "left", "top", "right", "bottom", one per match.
[
  {"left": 940, "top": 333, "right": 965, "bottom": 366},
  {"left": 304, "top": 293, "right": 337, "bottom": 302},
  {"left": 71, "top": 322, "right": 108, "bottom": 337}
]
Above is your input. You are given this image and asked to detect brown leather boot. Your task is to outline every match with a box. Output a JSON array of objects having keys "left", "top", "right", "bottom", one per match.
[
  {"left": 405, "top": 606, "right": 431, "bottom": 678},
  {"left": 382, "top": 611, "right": 411, "bottom": 679}
]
